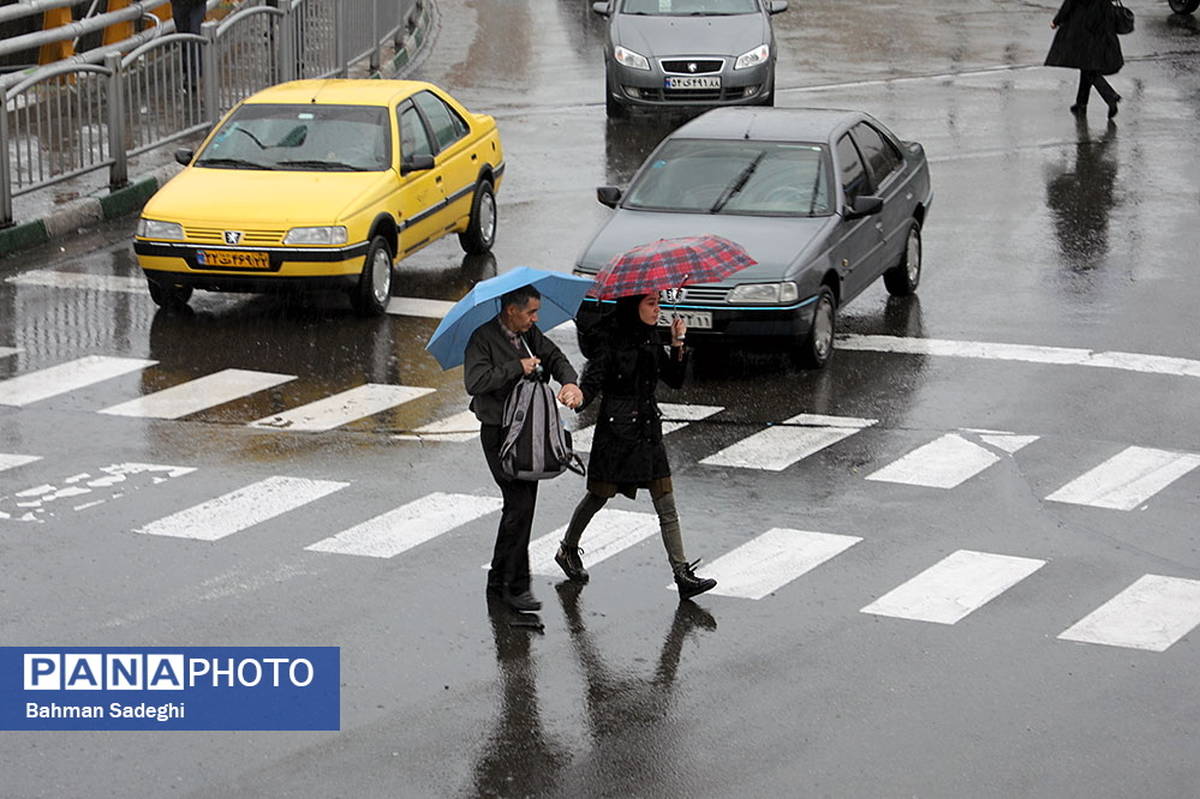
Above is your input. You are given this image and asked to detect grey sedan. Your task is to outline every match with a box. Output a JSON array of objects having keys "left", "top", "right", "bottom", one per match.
[
  {"left": 593, "top": 0, "right": 787, "bottom": 118},
  {"left": 573, "top": 107, "right": 933, "bottom": 367}
]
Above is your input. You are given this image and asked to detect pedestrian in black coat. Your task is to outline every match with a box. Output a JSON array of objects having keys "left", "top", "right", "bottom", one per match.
[
  {"left": 1045, "top": 0, "right": 1124, "bottom": 118},
  {"left": 553, "top": 293, "right": 717, "bottom": 600}
]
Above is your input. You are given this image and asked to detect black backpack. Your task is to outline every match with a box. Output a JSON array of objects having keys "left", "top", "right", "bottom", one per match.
[{"left": 499, "top": 373, "right": 585, "bottom": 481}]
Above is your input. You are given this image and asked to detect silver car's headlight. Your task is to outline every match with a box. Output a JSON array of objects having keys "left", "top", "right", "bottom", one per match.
[
  {"left": 735, "top": 44, "right": 770, "bottom": 70},
  {"left": 727, "top": 282, "right": 799, "bottom": 304},
  {"left": 283, "top": 226, "right": 348, "bottom": 245},
  {"left": 614, "top": 46, "right": 651, "bottom": 71},
  {"left": 572, "top": 268, "right": 597, "bottom": 278},
  {"left": 137, "top": 218, "right": 185, "bottom": 240}
]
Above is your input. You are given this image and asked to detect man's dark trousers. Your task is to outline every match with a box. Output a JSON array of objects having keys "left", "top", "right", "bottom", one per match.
[{"left": 480, "top": 424, "right": 537, "bottom": 595}]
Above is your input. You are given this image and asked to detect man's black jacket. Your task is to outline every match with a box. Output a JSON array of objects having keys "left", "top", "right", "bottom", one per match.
[{"left": 463, "top": 317, "right": 578, "bottom": 425}]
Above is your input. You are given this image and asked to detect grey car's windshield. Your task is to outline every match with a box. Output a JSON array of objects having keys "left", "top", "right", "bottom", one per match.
[
  {"left": 624, "top": 139, "right": 832, "bottom": 216},
  {"left": 197, "top": 104, "right": 390, "bottom": 171},
  {"left": 620, "top": 0, "right": 758, "bottom": 15}
]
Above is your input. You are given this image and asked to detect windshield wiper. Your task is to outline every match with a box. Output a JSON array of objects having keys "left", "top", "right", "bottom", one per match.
[
  {"left": 277, "top": 159, "right": 367, "bottom": 171},
  {"left": 195, "top": 157, "right": 274, "bottom": 170},
  {"left": 709, "top": 151, "right": 766, "bottom": 213}
]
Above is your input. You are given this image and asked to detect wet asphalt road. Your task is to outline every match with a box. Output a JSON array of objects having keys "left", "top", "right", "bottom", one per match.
[{"left": 3, "top": 1, "right": 1200, "bottom": 796}]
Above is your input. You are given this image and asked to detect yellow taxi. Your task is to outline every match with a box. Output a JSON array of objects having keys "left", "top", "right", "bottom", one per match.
[{"left": 134, "top": 79, "right": 504, "bottom": 314}]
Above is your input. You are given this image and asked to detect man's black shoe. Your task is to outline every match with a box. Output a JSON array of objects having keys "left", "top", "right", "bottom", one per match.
[
  {"left": 1069, "top": 103, "right": 1086, "bottom": 115},
  {"left": 502, "top": 590, "right": 542, "bottom": 612},
  {"left": 554, "top": 542, "right": 589, "bottom": 583},
  {"left": 673, "top": 559, "right": 717, "bottom": 600}
]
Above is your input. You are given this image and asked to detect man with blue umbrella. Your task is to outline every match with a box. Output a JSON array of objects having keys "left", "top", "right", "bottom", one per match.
[{"left": 429, "top": 268, "right": 589, "bottom": 612}]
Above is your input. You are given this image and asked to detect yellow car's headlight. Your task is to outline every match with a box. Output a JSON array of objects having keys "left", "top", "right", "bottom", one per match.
[
  {"left": 137, "top": 218, "right": 184, "bottom": 240},
  {"left": 283, "top": 226, "right": 348, "bottom": 245}
]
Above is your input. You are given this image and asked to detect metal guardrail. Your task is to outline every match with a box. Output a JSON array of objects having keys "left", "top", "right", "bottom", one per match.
[{"left": 1, "top": 0, "right": 421, "bottom": 228}]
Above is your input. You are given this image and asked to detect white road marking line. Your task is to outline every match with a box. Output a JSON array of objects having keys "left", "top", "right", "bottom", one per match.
[
  {"left": 305, "top": 492, "right": 502, "bottom": 558},
  {"left": 571, "top": 403, "right": 722, "bottom": 453},
  {"left": 864, "top": 432, "right": 1037, "bottom": 489},
  {"left": 0, "top": 453, "right": 41, "bottom": 472},
  {"left": 98, "top": 368, "right": 296, "bottom": 419},
  {"left": 393, "top": 410, "right": 480, "bottom": 443},
  {"left": 5, "top": 269, "right": 147, "bottom": 294},
  {"left": 977, "top": 433, "right": 1040, "bottom": 454},
  {"left": 0, "top": 356, "right": 157, "bottom": 407},
  {"left": 700, "top": 413, "right": 877, "bottom": 472},
  {"left": 248, "top": 384, "right": 435, "bottom": 432},
  {"left": 521, "top": 509, "right": 659, "bottom": 576},
  {"left": 0, "top": 346, "right": 20, "bottom": 360},
  {"left": 839, "top": 335, "right": 1200, "bottom": 380},
  {"left": 0, "top": 463, "right": 195, "bottom": 523},
  {"left": 385, "top": 297, "right": 456, "bottom": 318},
  {"left": 1058, "top": 575, "right": 1200, "bottom": 652},
  {"left": 135, "top": 475, "right": 348, "bottom": 541},
  {"left": 1045, "top": 446, "right": 1200, "bottom": 511},
  {"left": 692, "top": 528, "right": 862, "bottom": 600},
  {"left": 860, "top": 549, "right": 1046, "bottom": 625}
]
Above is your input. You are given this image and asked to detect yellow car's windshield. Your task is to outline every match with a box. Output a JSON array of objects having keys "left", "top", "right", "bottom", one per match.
[{"left": 196, "top": 104, "right": 391, "bottom": 172}]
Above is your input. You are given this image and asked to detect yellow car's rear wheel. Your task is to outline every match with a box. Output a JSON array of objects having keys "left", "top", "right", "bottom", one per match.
[{"left": 350, "top": 235, "right": 393, "bottom": 316}]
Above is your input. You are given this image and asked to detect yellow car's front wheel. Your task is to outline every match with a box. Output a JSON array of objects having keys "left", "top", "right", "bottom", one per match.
[
  {"left": 147, "top": 277, "right": 194, "bottom": 310},
  {"left": 350, "top": 236, "right": 394, "bottom": 316}
]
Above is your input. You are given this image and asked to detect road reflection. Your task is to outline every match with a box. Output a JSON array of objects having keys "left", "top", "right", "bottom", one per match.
[{"left": 1045, "top": 118, "right": 1118, "bottom": 280}]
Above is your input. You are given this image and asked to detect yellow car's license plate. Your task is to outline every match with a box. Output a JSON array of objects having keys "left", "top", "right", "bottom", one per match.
[{"left": 198, "top": 250, "right": 270, "bottom": 269}]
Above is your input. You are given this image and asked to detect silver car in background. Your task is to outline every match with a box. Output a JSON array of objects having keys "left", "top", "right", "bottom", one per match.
[{"left": 593, "top": 0, "right": 788, "bottom": 118}]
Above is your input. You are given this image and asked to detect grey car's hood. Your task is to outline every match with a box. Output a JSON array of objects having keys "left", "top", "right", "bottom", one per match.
[
  {"left": 613, "top": 13, "right": 768, "bottom": 59},
  {"left": 576, "top": 210, "right": 835, "bottom": 284}
]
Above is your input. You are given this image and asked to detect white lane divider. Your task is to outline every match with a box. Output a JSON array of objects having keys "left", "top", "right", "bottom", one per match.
[
  {"left": 860, "top": 549, "right": 1046, "bottom": 625},
  {"left": 0, "top": 355, "right": 157, "bottom": 407},
  {"left": 135, "top": 475, "right": 348, "bottom": 541},
  {"left": 5, "top": 270, "right": 147, "bottom": 294},
  {"left": 517, "top": 509, "right": 659, "bottom": 576},
  {"left": 99, "top": 369, "right": 296, "bottom": 419},
  {"left": 385, "top": 297, "right": 457, "bottom": 318},
  {"left": 866, "top": 431, "right": 1039, "bottom": 489},
  {"left": 701, "top": 413, "right": 877, "bottom": 472},
  {"left": 1045, "top": 446, "right": 1200, "bottom": 511},
  {"left": 0, "top": 453, "right": 41, "bottom": 473},
  {"left": 393, "top": 410, "right": 480, "bottom": 443},
  {"left": 693, "top": 528, "right": 862, "bottom": 600},
  {"left": 306, "top": 492, "right": 502, "bottom": 558},
  {"left": 248, "top": 384, "right": 435, "bottom": 432},
  {"left": 1058, "top": 575, "right": 1200, "bottom": 652},
  {"left": 572, "top": 403, "right": 723, "bottom": 453}
]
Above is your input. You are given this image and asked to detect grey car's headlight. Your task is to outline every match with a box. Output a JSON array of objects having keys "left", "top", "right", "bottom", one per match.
[
  {"left": 727, "top": 282, "right": 799, "bottom": 304},
  {"left": 137, "top": 218, "right": 184, "bottom": 240},
  {"left": 572, "top": 268, "right": 597, "bottom": 278},
  {"left": 283, "top": 226, "right": 348, "bottom": 245},
  {"left": 614, "top": 46, "right": 651, "bottom": 71},
  {"left": 735, "top": 44, "right": 770, "bottom": 70}
]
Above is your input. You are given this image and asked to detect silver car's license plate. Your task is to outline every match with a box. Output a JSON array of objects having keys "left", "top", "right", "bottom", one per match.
[
  {"left": 664, "top": 76, "right": 720, "bottom": 90},
  {"left": 657, "top": 310, "right": 713, "bottom": 329}
]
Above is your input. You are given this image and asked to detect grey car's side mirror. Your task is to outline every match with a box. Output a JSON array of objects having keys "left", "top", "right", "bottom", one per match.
[
  {"left": 592, "top": 2, "right": 610, "bottom": 16},
  {"left": 400, "top": 153, "right": 435, "bottom": 176},
  {"left": 768, "top": 0, "right": 788, "bottom": 13},
  {"left": 597, "top": 186, "right": 622, "bottom": 208},
  {"left": 174, "top": 148, "right": 194, "bottom": 166},
  {"left": 846, "top": 195, "right": 883, "bottom": 219}
]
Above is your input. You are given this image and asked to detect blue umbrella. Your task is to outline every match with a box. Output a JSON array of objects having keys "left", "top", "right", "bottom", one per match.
[{"left": 425, "top": 266, "right": 594, "bottom": 370}]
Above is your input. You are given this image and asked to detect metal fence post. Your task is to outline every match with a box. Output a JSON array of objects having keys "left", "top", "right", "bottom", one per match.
[
  {"left": 106, "top": 52, "right": 128, "bottom": 190},
  {"left": 370, "top": 0, "right": 380, "bottom": 73},
  {"left": 335, "top": 0, "right": 347, "bottom": 78},
  {"left": 203, "top": 20, "right": 220, "bottom": 126},
  {"left": 280, "top": 3, "right": 296, "bottom": 82},
  {"left": 0, "top": 92, "right": 12, "bottom": 228}
]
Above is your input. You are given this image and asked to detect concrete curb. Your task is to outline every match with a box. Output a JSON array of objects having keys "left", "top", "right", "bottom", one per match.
[{"left": 0, "top": 0, "right": 435, "bottom": 259}]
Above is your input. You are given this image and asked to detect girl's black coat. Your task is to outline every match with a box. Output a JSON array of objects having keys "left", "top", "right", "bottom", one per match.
[
  {"left": 577, "top": 324, "right": 687, "bottom": 484},
  {"left": 1045, "top": 0, "right": 1124, "bottom": 75}
]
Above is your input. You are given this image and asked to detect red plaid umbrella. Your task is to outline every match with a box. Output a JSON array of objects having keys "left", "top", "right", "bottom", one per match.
[{"left": 590, "top": 235, "right": 757, "bottom": 300}]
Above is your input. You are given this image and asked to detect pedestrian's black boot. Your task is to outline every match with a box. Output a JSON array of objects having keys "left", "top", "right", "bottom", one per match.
[
  {"left": 672, "top": 559, "right": 716, "bottom": 600},
  {"left": 554, "top": 541, "right": 589, "bottom": 583},
  {"left": 1069, "top": 103, "right": 1086, "bottom": 115},
  {"left": 502, "top": 589, "right": 542, "bottom": 612},
  {"left": 1107, "top": 96, "right": 1121, "bottom": 118}
]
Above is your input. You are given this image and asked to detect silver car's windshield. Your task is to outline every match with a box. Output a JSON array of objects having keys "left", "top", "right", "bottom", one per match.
[
  {"left": 620, "top": 0, "right": 759, "bottom": 15},
  {"left": 197, "top": 104, "right": 391, "bottom": 172},
  {"left": 624, "top": 139, "right": 832, "bottom": 216}
]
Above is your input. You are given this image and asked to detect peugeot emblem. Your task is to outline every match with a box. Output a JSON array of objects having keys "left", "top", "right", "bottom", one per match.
[
  {"left": 660, "top": 288, "right": 684, "bottom": 304},
  {"left": 223, "top": 231, "right": 243, "bottom": 245},
  {"left": 688, "top": 62, "right": 698, "bottom": 73}
]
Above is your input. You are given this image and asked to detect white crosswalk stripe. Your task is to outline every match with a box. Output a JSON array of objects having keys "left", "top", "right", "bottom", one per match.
[
  {"left": 860, "top": 549, "right": 1046, "bottom": 625},
  {"left": 134, "top": 475, "right": 348, "bottom": 541},
  {"left": 393, "top": 410, "right": 480, "bottom": 443},
  {"left": 866, "top": 432, "right": 1039, "bottom": 489},
  {"left": 572, "top": 403, "right": 723, "bottom": 452},
  {"left": 1, "top": 462, "right": 195, "bottom": 522},
  {"left": 1045, "top": 446, "right": 1200, "bottom": 511},
  {"left": 525, "top": 509, "right": 660, "bottom": 576},
  {"left": 1058, "top": 575, "right": 1200, "bottom": 652},
  {"left": 0, "top": 356, "right": 157, "bottom": 407},
  {"left": 0, "top": 453, "right": 41, "bottom": 472},
  {"left": 248, "top": 384, "right": 435, "bottom": 432},
  {"left": 5, "top": 269, "right": 147, "bottom": 293},
  {"left": 691, "top": 528, "right": 862, "bottom": 600},
  {"left": 98, "top": 369, "right": 297, "bottom": 419},
  {"left": 306, "top": 492, "right": 502, "bottom": 558},
  {"left": 700, "top": 413, "right": 877, "bottom": 472},
  {"left": 386, "top": 297, "right": 457, "bottom": 318},
  {"left": 0, "top": 346, "right": 20, "bottom": 360}
]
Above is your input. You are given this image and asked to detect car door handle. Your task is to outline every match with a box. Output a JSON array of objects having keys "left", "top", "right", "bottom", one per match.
[
  {"left": 435, "top": 176, "right": 443, "bottom": 183},
  {"left": 471, "top": 153, "right": 478, "bottom": 161}
]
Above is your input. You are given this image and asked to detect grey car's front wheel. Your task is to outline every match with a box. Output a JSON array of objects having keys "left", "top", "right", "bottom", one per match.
[
  {"left": 350, "top": 235, "right": 393, "bottom": 316},
  {"left": 794, "top": 285, "right": 836, "bottom": 369},
  {"left": 1169, "top": 0, "right": 1199, "bottom": 14},
  {"left": 883, "top": 219, "right": 922, "bottom": 296},
  {"left": 605, "top": 74, "right": 629, "bottom": 119}
]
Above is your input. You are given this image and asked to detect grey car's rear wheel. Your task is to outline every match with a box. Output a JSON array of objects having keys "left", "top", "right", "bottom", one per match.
[
  {"left": 883, "top": 219, "right": 922, "bottom": 296},
  {"left": 794, "top": 285, "right": 836, "bottom": 369},
  {"left": 1169, "top": 0, "right": 1199, "bottom": 14},
  {"left": 147, "top": 278, "right": 192, "bottom": 310},
  {"left": 350, "top": 235, "right": 392, "bottom": 316},
  {"left": 458, "top": 180, "right": 497, "bottom": 254}
]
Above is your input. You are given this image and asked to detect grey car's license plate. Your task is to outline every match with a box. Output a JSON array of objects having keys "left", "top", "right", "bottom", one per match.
[
  {"left": 657, "top": 310, "right": 713, "bottom": 329},
  {"left": 664, "top": 76, "right": 720, "bottom": 90}
]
